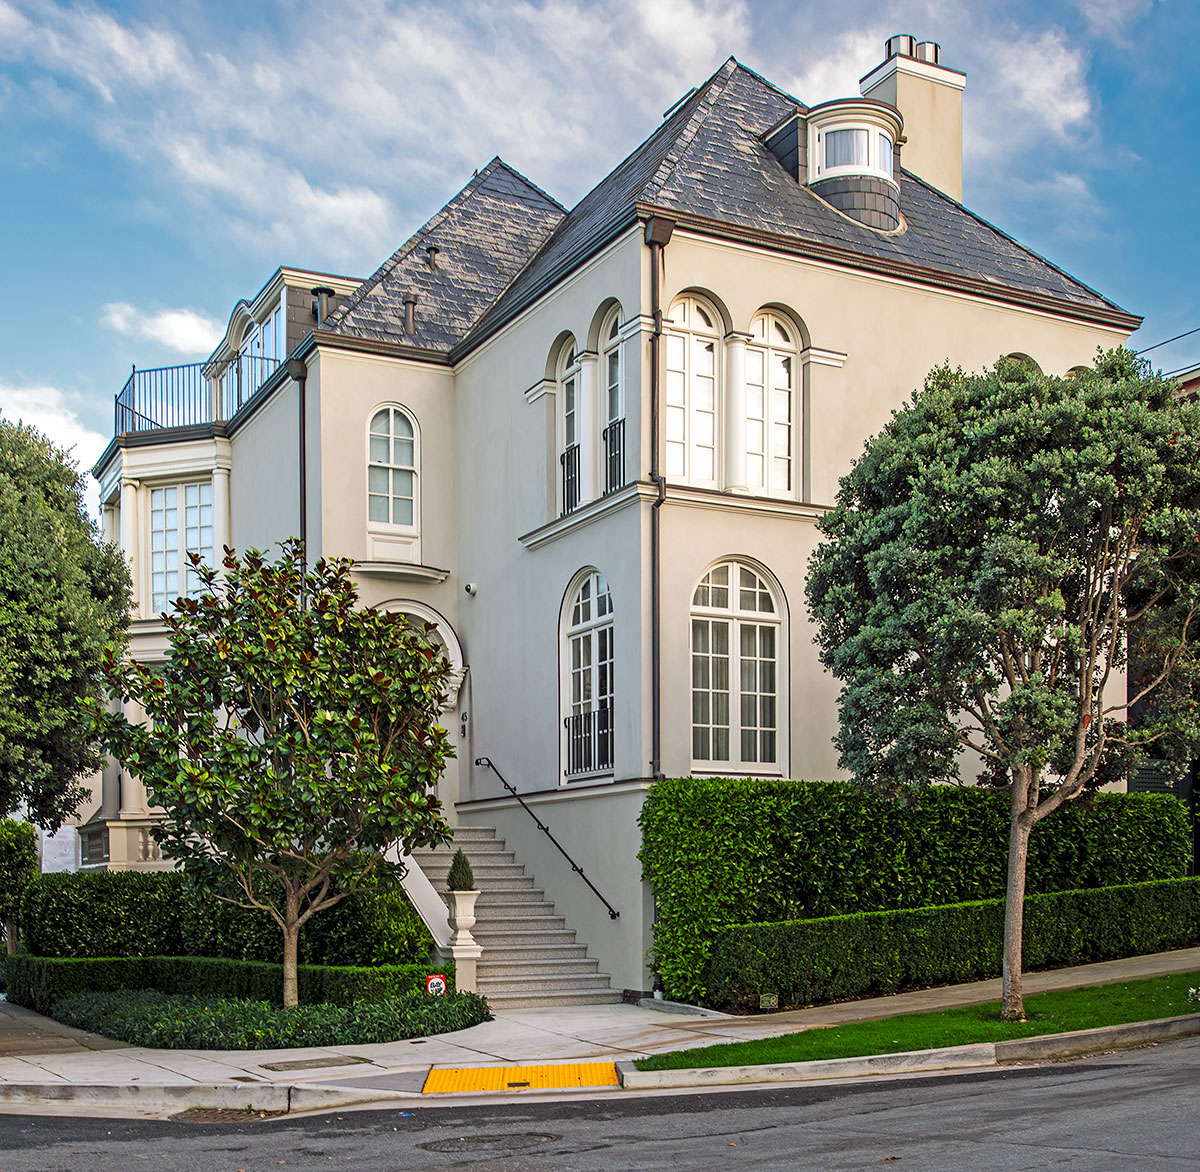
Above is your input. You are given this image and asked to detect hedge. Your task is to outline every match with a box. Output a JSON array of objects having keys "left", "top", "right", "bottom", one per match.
[
  {"left": 49, "top": 989, "right": 490, "bottom": 1050},
  {"left": 4, "top": 954, "right": 456, "bottom": 1015},
  {"left": 20, "top": 871, "right": 433, "bottom": 965},
  {"left": 639, "top": 779, "right": 1191, "bottom": 1001},
  {"left": 705, "top": 877, "right": 1200, "bottom": 1010}
]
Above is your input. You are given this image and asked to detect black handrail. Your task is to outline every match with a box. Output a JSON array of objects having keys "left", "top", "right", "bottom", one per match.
[{"left": 474, "top": 756, "right": 619, "bottom": 920}]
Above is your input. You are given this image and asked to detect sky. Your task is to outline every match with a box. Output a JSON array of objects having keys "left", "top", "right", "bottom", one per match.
[{"left": 1, "top": 0, "right": 1198, "bottom": 500}]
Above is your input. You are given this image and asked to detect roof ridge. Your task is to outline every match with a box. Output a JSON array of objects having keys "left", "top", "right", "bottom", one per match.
[
  {"left": 643, "top": 57, "right": 740, "bottom": 201},
  {"left": 325, "top": 161, "right": 524, "bottom": 328},
  {"left": 898, "top": 166, "right": 1135, "bottom": 318},
  {"left": 729, "top": 56, "right": 806, "bottom": 109}
]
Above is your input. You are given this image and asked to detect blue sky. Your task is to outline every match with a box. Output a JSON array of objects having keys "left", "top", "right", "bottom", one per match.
[{"left": 1, "top": 0, "right": 1197, "bottom": 494}]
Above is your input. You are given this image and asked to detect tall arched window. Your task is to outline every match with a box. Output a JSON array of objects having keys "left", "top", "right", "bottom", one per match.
[
  {"left": 368, "top": 406, "right": 418, "bottom": 528},
  {"left": 558, "top": 341, "right": 581, "bottom": 515},
  {"left": 563, "top": 570, "right": 614, "bottom": 779},
  {"left": 691, "top": 560, "right": 784, "bottom": 771},
  {"left": 601, "top": 307, "right": 625, "bottom": 494},
  {"left": 665, "top": 295, "right": 721, "bottom": 487},
  {"left": 746, "top": 311, "right": 797, "bottom": 496}
]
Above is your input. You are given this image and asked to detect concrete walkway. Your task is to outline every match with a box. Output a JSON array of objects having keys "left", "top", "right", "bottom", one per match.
[{"left": 0, "top": 947, "right": 1197, "bottom": 1114}]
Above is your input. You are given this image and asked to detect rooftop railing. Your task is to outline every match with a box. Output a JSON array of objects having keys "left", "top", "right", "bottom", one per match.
[{"left": 114, "top": 354, "right": 281, "bottom": 436}]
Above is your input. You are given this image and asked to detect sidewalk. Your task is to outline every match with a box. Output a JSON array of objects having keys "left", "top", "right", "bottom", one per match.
[{"left": 1, "top": 947, "right": 1198, "bottom": 1116}]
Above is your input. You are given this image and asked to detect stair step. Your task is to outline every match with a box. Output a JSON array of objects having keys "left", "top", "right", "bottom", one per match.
[
  {"left": 479, "top": 958, "right": 601, "bottom": 978},
  {"left": 478, "top": 972, "right": 614, "bottom": 993},
  {"left": 483, "top": 990, "right": 624, "bottom": 1009},
  {"left": 478, "top": 944, "right": 588, "bottom": 962},
  {"left": 476, "top": 891, "right": 551, "bottom": 907},
  {"left": 447, "top": 825, "right": 499, "bottom": 840},
  {"left": 473, "top": 930, "right": 579, "bottom": 948}
]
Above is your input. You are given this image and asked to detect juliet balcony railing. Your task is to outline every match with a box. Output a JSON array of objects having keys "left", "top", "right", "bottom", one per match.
[
  {"left": 560, "top": 442, "right": 580, "bottom": 516},
  {"left": 114, "top": 354, "right": 280, "bottom": 436},
  {"left": 603, "top": 418, "right": 625, "bottom": 495},
  {"left": 564, "top": 703, "right": 613, "bottom": 778}
]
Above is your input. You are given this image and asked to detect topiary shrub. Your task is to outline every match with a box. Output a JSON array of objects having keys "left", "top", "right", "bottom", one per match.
[{"left": 446, "top": 849, "right": 475, "bottom": 891}]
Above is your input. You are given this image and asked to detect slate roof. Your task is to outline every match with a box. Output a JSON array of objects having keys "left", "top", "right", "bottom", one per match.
[
  {"left": 459, "top": 58, "right": 1135, "bottom": 354},
  {"left": 322, "top": 158, "right": 565, "bottom": 352}
]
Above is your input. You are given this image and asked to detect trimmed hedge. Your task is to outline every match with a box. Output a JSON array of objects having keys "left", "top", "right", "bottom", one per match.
[
  {"left": 20, "top": 871, "right": 433, "bottom": 965},
  {"left": 705, "top": 877, "right": 1200, "bottom": 1010},
  {"left": 4, "top": 954, "right": 455, "bottom": 1015},
  {"left": 49, "top": 989, "right": 490, "bottom": 1050},
  {"left": 639, "top": 779, "right": 1191, "bottom": 1001}
]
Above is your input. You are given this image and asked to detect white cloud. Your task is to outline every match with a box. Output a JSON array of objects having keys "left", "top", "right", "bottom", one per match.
[
  {"left": 1005, "top": 170, "right": 1106, "bottom": 238},
  {"left": 1070, "top": 0, "right": 1155, "bottom": 38},
  {"left": 786, "top": 27, "right": 889, "bottom": 106},
  {"left": 0, "top": 382, "right": 107, "bottom": 516},
  {"left": 100, "top": 302, "right": 223, "bottom": 355}
]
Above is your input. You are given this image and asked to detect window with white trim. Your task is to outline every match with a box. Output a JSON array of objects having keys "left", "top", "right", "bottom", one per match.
[
  {"left": 368, "top": 406, "right": 418, "bottom": 527},
  {"left": 665, "top": 295, "right": 720, "bottom": 487},
  {"left": 746, "top": 311, "right": 797, "bottom": 496},
  {"left": 601, "top": 307, "right": 625, "bottom": 494},
  {"left": 691, "top": 561, "right": 782, "bottom": 770},
  {"left": 814, "top": 124, "right": 895, "bottom": 185},
  {"left": 558, "top": 342, "right": 581, "bottom": 515},
  {"left": 150, "top": 481, "right": 213, "bottom": 613},
  {"left": 563, "top": 570, "right": 614, "bottom": 778}
]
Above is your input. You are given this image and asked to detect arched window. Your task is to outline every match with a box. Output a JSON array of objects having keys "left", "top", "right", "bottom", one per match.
[
  {"left": 558, "top": 341, "right": 581, "bottom": 515},
  {"left": 368, "top": 406, "right": 418, "bottom": 528},
  {"left": 691, "top": 561, "right": 784, "bottom": 771},
  {"left": 747, "top": 311, "right": 798, "bottom": 496},
  {"left": 601, "top": 307, "right": 625, "bottom": 493},
  {"left": 665, "top": 295, "right": 721, "bottom": 487},
  {"left": 563, "top": 570, "right": 614, "bottom": 779}
]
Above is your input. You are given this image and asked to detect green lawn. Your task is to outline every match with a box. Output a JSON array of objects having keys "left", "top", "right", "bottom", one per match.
[{"left": 634, "top": 971, "right": 1200, "bottom": 1071}]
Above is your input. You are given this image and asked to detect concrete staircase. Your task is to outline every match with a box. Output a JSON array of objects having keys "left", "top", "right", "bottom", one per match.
[{"left": 408, "top": 825, "right": 622, "bottom": 1010}]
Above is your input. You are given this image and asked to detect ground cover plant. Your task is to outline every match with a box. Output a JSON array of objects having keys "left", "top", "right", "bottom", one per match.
[
  {"left": 634, "top": 970, "right": 1200, "bottom": 1071},
  {"left": 807, "top": 350, "right": 1200, "bottom": 1019},
  {"left": 50, "top": 988, "right": 490, "bottom": 1050}
]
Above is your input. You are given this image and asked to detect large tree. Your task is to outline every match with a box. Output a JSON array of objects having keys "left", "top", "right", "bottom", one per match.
[
  {"left": 90, "top": 542, "right": 453, "bottom": 1006},
  {"left": 807, "top": 349, "right": 1200, "bottom": 1020},
  {"left": 0, "top": 420, "right": 130, "bottom": 828}
]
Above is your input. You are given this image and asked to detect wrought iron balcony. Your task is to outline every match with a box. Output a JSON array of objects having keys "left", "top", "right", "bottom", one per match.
[
  {"left": 560, "top": 442, "right": 580, "bottom": 516},
  {"left": 603, "top": 418, "right": 625, "bottom": 494},
  {"left": 565, "top": 704, "right": 613, "bottom": 777},
  {"left": 114, "top": 354, "right": 280, "bottom": 436}
]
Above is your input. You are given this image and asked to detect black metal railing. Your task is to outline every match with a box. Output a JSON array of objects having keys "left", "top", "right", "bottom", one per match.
[
  {"left": 560, "top": 442, "right": 580, "bottom": 516},
  {"left": 114, "top": 354, "right": 281, "bottom": 436},
  {"left": 474, "top": 756, "right": 619, "bottom": 919},
  {"left": 603, "top": 418, "right": 625, "bottom": 494},
  {"left": 115, "top": 363, "right": 211, "bottom": 434},
  {"left": 565, "top": 705, "right": 613, "bottom": 777}
]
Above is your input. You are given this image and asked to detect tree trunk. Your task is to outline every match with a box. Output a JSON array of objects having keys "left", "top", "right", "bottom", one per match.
[
  {"left": 282, "top": 922, "right": 300, "bottom": 1009},
  {"left": 4, "top": 916, "right": 16, "bottom": 955},
  {"left": 1002, "top": 775, "right": 1034, "bottom": 1022}
]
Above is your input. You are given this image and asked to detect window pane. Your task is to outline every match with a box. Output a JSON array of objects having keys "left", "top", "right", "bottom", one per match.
[
  {"left": 392, "top": 497, "right": 414, "bottom": 526},
  {"left": 371, "top": 410, "right": 390, "bottom": 433},
  {"left": 368, "top": 467, "right": 389, "bottom": 494},
  {"left": 394, "top": 413, "right": 413, "bottom": 438},
  {"left": 395, "top": 437, "right": 414, "bottom": 467},
  {"left": 879, "top": 133, "right": 893, "bottom": 177},
  {"left": 369, "top": 435, "right": 389, "bottom": 463},
  {"left": 369, "top": 495, "right": 389, "bottom": 522},
  {"left": 826, "top": 128, "right": 869, "bottom": 168}
]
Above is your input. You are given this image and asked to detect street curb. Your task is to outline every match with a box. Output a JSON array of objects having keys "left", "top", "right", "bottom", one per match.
[
  {"left": 616, "top": 1014, "right": 1200, "bottom": 1090},
  {"left": 0, "top": 1081, "right": 399, "bottom": 1114}
]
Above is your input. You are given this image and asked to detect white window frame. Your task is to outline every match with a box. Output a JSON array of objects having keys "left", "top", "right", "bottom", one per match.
[
  {"left": 811, "top": 122, "right": 896, "bottom": 187},
  {"left": 690, "top": 560, "right": 786, "bottom": 775},
  {"left": 664, "top": 295, "right": 721, "bottom": 489},
  {"left": 746, "top": 311, "right": 798, "bottom": 497},
  {"left": 366, "top": 404, "right": 421, "bottom": 562},
  {"left": 561, "top": 569, "right": 615, "bottom": 783},
  {"left": 147, "top": 479, "right": 214, "bottom": 614},
  {"left": 600, "top": 307, "right": 625, "bottom": 494},
  {"left": 557, "top": 340, "right": 582, "bottom": 514}
]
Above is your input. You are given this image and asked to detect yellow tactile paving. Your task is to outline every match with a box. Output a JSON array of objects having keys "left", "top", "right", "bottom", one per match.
[{"left": 422, "top": 1062, "right": 619, "bottom": 1094}]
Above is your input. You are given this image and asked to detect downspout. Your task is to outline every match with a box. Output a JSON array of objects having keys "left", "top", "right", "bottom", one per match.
[
  {"left": 645, "top": 215, "right": 675, "bottom": 780},
  {"left": 285, "top": 357, "right": 308, "bottom": 566}
]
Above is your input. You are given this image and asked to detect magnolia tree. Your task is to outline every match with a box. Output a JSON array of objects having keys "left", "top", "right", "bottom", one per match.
[
  {"left": 807, "top": 350, "right": 1200, "bottom": 1020},
  {"left": 90, "top": 542, "right": 453, "bottom": 1006}
]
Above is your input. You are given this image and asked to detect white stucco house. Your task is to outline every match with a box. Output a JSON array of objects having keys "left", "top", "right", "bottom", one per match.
[{"left": 86, "top": 36, "right": 1140, "bottom": 1004}]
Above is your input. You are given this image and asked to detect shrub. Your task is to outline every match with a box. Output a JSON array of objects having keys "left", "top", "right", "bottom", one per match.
[
  {"left": 20, "top": 872, "right": 433, "bottom": 965},
  {"left": 446, "top": 849, "right": 474, "bottom": 891},
  {"left": 50, "top": 989, "right": 490, "bottom": 1049},
  {"left": 4, "top": 954, "right": 455, "bottom": 1015},
  {"left": 639, "top": 779, "right": 1191, "bottom": 1001},
  {"left": 705, "top": 877, "right": 1200, "bottom": 1010}
]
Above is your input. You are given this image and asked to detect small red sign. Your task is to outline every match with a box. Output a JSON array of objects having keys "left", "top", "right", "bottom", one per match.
[{"left": 426, "top": 973, "right": 447, "bottom": 996}]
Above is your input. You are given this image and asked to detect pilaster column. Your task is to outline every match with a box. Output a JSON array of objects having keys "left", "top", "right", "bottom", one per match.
[
  {"left": 212, "top": 465, "right": 231, "bottom": 565},
  {"left": 577, "top": 351, "right": 599, "bottom": 504},
  {"left": 119, "top": 702, "right": 148, "bottom": 815},
  {"left": 120, "top": 477, "right": 140, "bottom": 618},
  {"left": 724, "top": 332, "right": 751, "bottom": 494}
]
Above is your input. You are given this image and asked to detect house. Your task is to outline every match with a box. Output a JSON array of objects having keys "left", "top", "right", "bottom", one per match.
[{"left": 88, "top": 36, "right": 1140, "bottom": 1002}]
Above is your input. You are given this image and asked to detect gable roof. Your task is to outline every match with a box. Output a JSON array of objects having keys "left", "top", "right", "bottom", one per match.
[
  {"left": 456, "top": 58, "right": 1136, "bottom": 356},
  {"left": 321, "top": 158, "right": 565, "bottom": 353}
]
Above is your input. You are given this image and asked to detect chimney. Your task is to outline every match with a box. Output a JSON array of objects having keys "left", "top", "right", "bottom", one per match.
[
  {"left": 403, "top": 291, "right": 418, "bottom": 336},
  {"left": 310, "top": 286, "right": 336, "bottom": 323},
  {"left": 859, "top": 35, "right": 966, "bottom": 202}
]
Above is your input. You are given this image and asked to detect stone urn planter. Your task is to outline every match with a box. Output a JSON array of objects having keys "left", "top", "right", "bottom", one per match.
[
  {"left": 444, "top": 848, "right": 483, "bottom": 992},
  {"left": 446, "top": 888, "right": 481, "bottom": 944}
]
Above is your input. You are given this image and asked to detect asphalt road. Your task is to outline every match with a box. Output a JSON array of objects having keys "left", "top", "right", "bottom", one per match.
[{"left": 1, "top": 1037, "right": 1198, "bottom": 1171}]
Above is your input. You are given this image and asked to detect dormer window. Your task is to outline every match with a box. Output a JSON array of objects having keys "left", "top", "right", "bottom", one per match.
[
  {"left": 814, "top": 121, "right": 896, "bottom": 187},
  {"left": 805, "top": 98, "right": 904, "bottom": 231}
]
